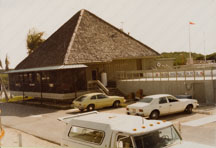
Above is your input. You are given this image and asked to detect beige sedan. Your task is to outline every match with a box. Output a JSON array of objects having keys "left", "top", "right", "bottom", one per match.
[{"left": 73, "top": 93, "right": 125, "bottom": 112}]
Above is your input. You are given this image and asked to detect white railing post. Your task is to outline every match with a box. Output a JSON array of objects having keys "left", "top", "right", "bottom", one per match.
[
  {"left": 152, "top": 70, "right": 154, "bottom": 81},
  {"left": 193, "top": 69, "right": 195, "bottom": 81},
  {"left": 160, "top": 71, "right": 162, "bottom": 81},
  {"left": 168, "top": 71, "right": 169, "bottom": 81},
  {"left": 203, "top": 68, "right": 205, "bottom": 80}
]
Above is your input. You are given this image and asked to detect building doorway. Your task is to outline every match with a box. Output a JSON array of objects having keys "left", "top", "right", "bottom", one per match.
[{"left": 92, "top": 70, "right": 97, "bottom": 80}]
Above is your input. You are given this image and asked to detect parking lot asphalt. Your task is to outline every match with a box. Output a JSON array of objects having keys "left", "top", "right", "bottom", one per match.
[
  {"left": 1, "top": 102, "right": 216, "bottom": 146},
  {"left": 1, "top": 126, "right": 58, "bottom": 147}
]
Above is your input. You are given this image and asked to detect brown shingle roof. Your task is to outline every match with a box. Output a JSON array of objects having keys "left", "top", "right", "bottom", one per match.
[{"left": 16, "top": 9, "right": 159, "bottom": 70}]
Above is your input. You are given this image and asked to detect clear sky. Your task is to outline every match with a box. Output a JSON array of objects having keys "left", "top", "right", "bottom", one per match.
[{"left": 0, "top": 0, "right": 216, "bottom": 68}]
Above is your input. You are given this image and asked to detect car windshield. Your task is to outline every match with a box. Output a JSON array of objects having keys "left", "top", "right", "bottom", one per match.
[
  {"left": 75, "top": 96, "right": 87, "bottom": 102},
  {"left": 138, "top": 97, "right": 153, "bottom": 103},
  {"left": 133, "top": 125, "right": 181, "bottom": 148}
]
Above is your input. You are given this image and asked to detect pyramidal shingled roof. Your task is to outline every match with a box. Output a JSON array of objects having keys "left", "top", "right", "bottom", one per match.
[{"left": 16, "top": 9, "right": 159, "bottom": 70}]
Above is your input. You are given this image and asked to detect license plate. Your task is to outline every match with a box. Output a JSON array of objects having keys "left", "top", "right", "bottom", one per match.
[{"left": 132, "top": 109, "right": 136, "bottom": 113}]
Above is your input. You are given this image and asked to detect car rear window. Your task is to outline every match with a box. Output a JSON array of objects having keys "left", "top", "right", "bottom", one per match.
[
  {"left": 75, "top": 96, "right": 87, "bottom": 102},
  {"left": 139, "top": 97, "right": 153, "bottom": 103},
  {"left": 68, "top": 126, "right": 105, "bottom": 145}
]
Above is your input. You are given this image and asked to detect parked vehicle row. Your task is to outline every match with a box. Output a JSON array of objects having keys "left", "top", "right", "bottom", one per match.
[
  {"left": 60, "top": 93, "right": 202, "bottom": 147},
  {"left": 73, "top": 93, "right": 199, "bottom": 119}
]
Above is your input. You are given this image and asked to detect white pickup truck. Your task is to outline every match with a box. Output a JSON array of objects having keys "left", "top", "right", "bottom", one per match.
[{"left": 58, "top": 111, "right": 212, "bottom": 148}]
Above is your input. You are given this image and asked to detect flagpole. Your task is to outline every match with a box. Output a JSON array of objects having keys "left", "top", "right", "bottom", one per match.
[
  {"left": 188, "top": 21, "right": 195, "bottom": 64},
  {"left": 188, "top": 23, "right": 192, "bottom": 64}
]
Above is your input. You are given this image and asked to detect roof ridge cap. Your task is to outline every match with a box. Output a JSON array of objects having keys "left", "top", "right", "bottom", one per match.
[{"left": 64, "top": 9, "right": 85, "bottom": 64}]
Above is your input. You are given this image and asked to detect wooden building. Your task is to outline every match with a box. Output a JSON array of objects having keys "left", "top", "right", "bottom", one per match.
[{"left": 8, "top": 9, "right": 159, "bottom": 100}]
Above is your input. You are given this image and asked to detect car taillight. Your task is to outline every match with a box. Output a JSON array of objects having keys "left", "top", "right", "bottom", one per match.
[
  {"left": 139, "top": 109, "right": 143, "bottom": 112},
  {"left": 126, "top": 108, "right": 129, "bottom": 111}
]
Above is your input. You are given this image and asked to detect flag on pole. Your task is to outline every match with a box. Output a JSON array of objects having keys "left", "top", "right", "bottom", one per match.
[{"left": 189, "top": 21, "right": 195, "bottom": 25}]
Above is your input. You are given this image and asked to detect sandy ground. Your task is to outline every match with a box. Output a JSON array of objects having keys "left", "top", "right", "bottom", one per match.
[{"left": 1, "top": 126, "right": 59, "bottom": 147}]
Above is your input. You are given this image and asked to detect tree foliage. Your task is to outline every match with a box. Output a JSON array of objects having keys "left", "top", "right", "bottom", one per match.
[
  {"left": 5, "top": 54, "right": 10, "bottom": 71},
  {"left": 206, "top": 52, "right": 216, "bottom": 61},
  {"left": 26, "top": 28, "right": 45, "bottom": 55},
  {"left": 160, "top": 52, "right": 204, "bottom": 65},
  {"left": 0, "top": 59, "right": 2, "bottom": 69}
]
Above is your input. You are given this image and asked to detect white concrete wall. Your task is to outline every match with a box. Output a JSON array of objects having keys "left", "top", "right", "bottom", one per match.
[{"left": 117, "top": 80, "right": 216, "bottom": 104}]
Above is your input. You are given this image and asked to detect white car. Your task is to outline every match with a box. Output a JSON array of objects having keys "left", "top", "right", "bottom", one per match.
[{"left": 126, "top": 94, "right": 199, "bottom": 119}]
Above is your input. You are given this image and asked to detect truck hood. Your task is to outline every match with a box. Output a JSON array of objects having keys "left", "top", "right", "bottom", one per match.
[
  {"left": 127, "top": 102, "right": 149, "bottom": 108},
  {"left": 171, "top": 141, "right": 215, "bottom": 148}
]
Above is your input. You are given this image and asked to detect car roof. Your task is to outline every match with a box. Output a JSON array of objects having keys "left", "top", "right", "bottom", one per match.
[
  {"left": 82, "top": 92, "right": 104, "bottom": 96},
  {"left": 144, "top": 94, "right": 173, "bottom": 99},
  {"left": 67, "top": 112, "right": 172, "bottom": 135}
]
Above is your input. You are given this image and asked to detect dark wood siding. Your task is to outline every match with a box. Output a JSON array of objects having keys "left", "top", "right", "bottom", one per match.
[{"left": 9, "top": 68, "right": 87, "bottom": 94}]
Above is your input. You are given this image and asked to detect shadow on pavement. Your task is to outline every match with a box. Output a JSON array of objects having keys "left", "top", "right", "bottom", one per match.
[
  {"left": 0, "top": 102, "right": 58, "bottom": 117},
  {"left": 66, "top": 106, "right": 125, "bottom": 115},
  {"left": 158, "top": 112, "right": 197, "bottom": 121}
]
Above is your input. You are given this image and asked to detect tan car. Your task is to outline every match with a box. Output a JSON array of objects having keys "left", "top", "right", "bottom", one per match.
[{"left": 73, "top": 93, "right": 125, "bottom": 112}]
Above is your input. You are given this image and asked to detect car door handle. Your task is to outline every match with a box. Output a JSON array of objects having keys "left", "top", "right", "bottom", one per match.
[
  {"left": 170, "top": 105, "right": 172, "bottom": 106},
  {"left": 159, "top": 106, "right": 162, "bottom": 108}
]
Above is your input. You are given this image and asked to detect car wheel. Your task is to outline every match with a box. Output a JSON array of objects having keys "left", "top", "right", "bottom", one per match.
[
  {"left": 87, "top": 104, "right": 95, "bottom": 111},
  {"left": 113, "top": 101, "right": 120, "bottom": 108},
  {"left": 185, "top": 105, "right": 193, "bottom": 114},
  {"left": 150, "top": 110, "right": 159, "bottom": 119}
]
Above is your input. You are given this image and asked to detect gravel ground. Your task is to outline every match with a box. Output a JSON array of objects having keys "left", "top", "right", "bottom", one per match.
[{"left": 1, "top": 126, "right": 59, "bottom": 147}]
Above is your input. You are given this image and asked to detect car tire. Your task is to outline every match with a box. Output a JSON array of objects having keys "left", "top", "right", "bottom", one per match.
[
  {"left": 113, "top": 101, "right": 120, "bottom": 108},
  {"left": 150, "top": 110, "right": 159, "bottom": 119},
  {"left": 87, "top": 104, "right": 95, "bottom": 111},
  {"left": 185, "top": 105, "right": 193, "bottom": 114}
]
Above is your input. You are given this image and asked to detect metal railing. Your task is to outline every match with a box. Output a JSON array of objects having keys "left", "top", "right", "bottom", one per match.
[
  {"left": 87, "top": 80, "right": 109, "bottom": 94},
  {"left": 116, "top": 66, "right": 216, "bottom": 81}
]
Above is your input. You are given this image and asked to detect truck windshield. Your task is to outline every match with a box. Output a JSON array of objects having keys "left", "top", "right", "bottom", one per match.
[
  {"left": 133, "top": 126, "right": 181, "bottom": 148},
  {"left": 75, "top": 96, "right": 87, "bottom": 102}
]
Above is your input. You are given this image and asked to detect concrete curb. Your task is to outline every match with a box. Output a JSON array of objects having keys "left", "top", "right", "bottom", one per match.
[
  {"left": 2, "top": 125, "right": 60, "bottom": 145},
  {"left": 193, "top": 110, "right": 212, "bottom": 115}
]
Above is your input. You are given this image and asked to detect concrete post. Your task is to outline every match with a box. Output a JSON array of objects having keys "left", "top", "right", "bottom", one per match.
[
  {"left": 178, "top": 121, "right": 182, "bottom": 134},
  {"left": 18, "top": 133, "right": 22, "bottom": 147}
]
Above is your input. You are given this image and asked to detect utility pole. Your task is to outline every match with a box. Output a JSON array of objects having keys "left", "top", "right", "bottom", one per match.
[{"left": 203, "top": 32, "right": 207, "bottom": 63}]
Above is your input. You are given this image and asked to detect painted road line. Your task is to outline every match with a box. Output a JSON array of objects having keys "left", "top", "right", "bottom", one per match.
[{"left": 182, "top": 115, "right": 216, "bottom": 127}]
